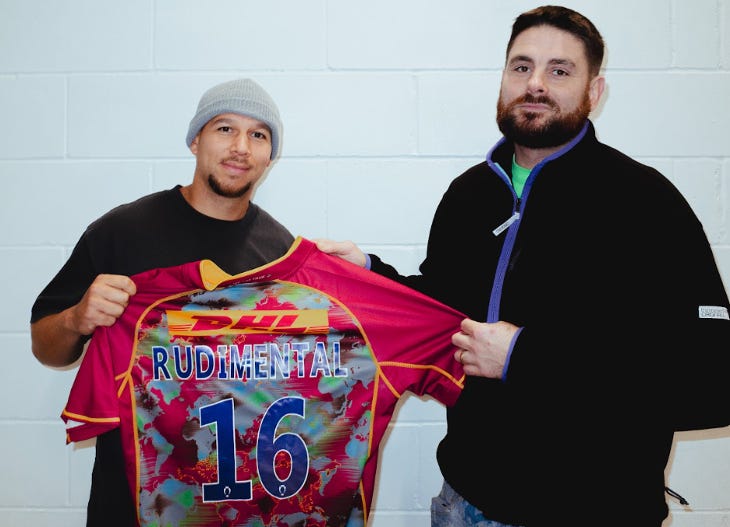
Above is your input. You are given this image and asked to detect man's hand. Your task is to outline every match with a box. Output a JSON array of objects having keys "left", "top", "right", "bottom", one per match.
[
  {"left": 31, "top": 274, "right": 136, "bottom": 368},
  {"left": 70, "top": 274, "right": 137, "bottom": 335},
  {"left": 313, "top": 239, "right": 367, "bottom": 268},
  {"left": 452, "top": 318, "right": 519, "bottom": 378}
]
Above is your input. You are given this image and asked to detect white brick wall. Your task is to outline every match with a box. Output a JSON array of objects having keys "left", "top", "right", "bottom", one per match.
[{"left": 2, "top": 0, "right": 728, "bottom": 525}]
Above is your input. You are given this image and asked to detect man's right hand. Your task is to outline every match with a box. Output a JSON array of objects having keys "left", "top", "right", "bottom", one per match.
[
  {"left": 31, "top": 274, "right": 136, "bottom": 368},
  {"left": 71, "top": 274, "right": 137, "bottom": 336},
  {"left": 313, "top": 239, "right": 367, "bottom": 268}
]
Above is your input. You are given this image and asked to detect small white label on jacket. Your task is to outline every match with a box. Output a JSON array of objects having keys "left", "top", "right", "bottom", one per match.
[
  {"left": 493, "top": 212, "right": 520, "bottom": 236},
  {"left": 698, "top": 306, "right": 730, "bottom": 320}
]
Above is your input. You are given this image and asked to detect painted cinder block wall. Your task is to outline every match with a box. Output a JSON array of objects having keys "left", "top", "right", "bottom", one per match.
[{"left": 1, "top": 1, "right": 728, "bottom": 525}]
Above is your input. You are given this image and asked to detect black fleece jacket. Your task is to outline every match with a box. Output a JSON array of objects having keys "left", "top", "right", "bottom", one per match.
[{"left": 370, "top": 121, "right": 730, "bottom": 526}]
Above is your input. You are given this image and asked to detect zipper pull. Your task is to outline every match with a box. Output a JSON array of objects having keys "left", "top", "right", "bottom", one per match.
[
  {"left": 492, "top": 211, "right": 520, "bottom": 236},
  {"left": 665, "top": 486, "right": 689, "bottom": 506}
]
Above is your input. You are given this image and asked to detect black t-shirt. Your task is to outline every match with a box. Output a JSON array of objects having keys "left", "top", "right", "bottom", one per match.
[{"left": 31, "top": 186, "right": 295, "bottom": 526}]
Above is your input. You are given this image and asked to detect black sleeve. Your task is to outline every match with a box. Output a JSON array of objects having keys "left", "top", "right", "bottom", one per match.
[
  {"left": 506, "top": 170, "right": 730, "bottom": 431},
  {"left": 30, "top": 232, "right": 97, "bottom": 323}
]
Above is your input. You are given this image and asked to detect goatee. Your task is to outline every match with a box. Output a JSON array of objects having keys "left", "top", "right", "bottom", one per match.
[
  {"left": 208, "top": 175, "right": 251, "bottom": 198},
  {"left": 497, "top": 89, "right": 591, "bottom": 148}
]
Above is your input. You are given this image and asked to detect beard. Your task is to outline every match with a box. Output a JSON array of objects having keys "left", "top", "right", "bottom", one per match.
[
  {"left": 496, "top": 88, "right": 591, "bottom": 149},
  {"left": 207, "top": 174, "right": 252, "bottom": 198}
]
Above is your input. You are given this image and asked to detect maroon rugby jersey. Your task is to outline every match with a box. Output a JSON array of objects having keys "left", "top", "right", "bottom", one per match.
[{"left": 62, "top": 236, "right": 466, "bottom": 527}]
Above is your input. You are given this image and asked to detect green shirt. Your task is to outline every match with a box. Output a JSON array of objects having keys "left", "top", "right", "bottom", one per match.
[{"left": 511, "top": 155, "right": 530, "bottom": 198}]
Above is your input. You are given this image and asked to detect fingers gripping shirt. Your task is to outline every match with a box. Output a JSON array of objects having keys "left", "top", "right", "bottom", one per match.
[{"left": 61, "top": 237, "right": 466, "bottom": 527}]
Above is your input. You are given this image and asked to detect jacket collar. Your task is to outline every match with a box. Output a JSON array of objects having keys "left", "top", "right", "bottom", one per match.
[{"left": 486, "top": 119, "right": 595, "bottom": 174}]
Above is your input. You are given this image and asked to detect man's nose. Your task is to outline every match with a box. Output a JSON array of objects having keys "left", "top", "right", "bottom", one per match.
[
  {"left": 526, "top": 71, "right": 547, "bottom": 94},
  {"left": 231, "top": 134, "right": 251, "bottom": 155}
]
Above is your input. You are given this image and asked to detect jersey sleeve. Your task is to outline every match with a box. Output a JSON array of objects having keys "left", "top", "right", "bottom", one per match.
[
  {"left": 61, "top": 326, "right": 123, "bottom": 443},
  {"left": 291, "top": 242, "right": 467, "bottom": 406}
]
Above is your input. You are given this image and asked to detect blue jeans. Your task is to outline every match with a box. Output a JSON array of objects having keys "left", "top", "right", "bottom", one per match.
[{"left": 431, "top": 481, "right": 523, "bottom": 527}]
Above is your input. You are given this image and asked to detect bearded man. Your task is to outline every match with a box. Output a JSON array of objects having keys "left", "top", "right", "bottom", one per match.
[{"left": 315, "top": 5, "right": 730, "bottom": 527}]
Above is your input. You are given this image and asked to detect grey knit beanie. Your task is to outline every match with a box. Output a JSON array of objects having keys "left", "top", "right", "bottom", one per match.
[{"left": 186, "top": 78, "right": 282, "bottom": 160}]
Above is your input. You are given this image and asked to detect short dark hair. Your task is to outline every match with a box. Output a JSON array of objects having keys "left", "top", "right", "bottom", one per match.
[{"left": 506, "top": 5, "right": 605, "bottom": 77}]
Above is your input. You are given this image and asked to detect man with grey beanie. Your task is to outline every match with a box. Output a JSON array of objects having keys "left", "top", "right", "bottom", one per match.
[
  {"left": 30, "top": 78, "right": 294, "bottom": 527},
  {"left": 187, "top": 77, "right": 282, "bottom": 160}
]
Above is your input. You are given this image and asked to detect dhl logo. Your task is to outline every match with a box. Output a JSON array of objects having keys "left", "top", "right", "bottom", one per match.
[{"left": 166, "top": 309, "right": 330, "bottom": 336}]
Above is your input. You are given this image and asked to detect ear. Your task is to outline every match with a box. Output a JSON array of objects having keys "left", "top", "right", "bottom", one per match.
[
  {"left": 189, "top": 135, "right": 200, "bottom": 155},
  {"left": 588, "top": 75, "right": 605, "bottom": 111}
]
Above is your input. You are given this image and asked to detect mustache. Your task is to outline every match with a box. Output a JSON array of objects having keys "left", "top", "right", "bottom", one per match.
[
  {"left": 222, "top": 156, "right": 251, "bottom": 166},
  {"left": 512, "top": 94, "right": 557, "bottom": 109}
]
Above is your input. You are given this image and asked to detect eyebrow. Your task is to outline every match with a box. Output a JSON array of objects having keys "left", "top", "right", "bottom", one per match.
[
  {"left": 508, "top": 55, "right": 577, "bottom": 69},
  {"left": 209, "top": 116, "right": 235, "bottom": 126},
  {"left": 209, "top": 115, "right": 269, "bottom": 129},
  {"left": 508, "top": 54, "right": 533, "bottom": 65},
  {"left": 548, "top": 58, "right": 577, "bottom": 69}
]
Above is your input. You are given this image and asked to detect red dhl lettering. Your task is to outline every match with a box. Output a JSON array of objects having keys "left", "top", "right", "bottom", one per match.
[{"left": 166, "top": 309, "right": 329, "bottom": 336}]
